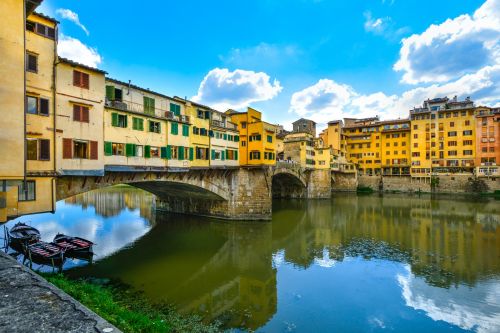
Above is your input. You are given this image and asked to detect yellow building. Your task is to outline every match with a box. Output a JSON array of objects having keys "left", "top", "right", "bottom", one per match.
[
  {"left": 410, "top": 97, "right": 477, "bottom": 177},
  {"left": 314, "top": 138, "right": 331, "bottom": 170},
  {"left": 283, "top": 132, "right": 316, "bottom": 168},
  {"left": 56, "top": 58, "right": 106, "bottom": 176},
  {"left": 227, "top": 107, "right": 276, "bottom": 166},
  {"left": 174, "top": 97, "right": 210, "bottom": 168},
  {"left": 344, "top": 117, "right": 382, "bottom": 175},
  {"left": 379, "top": 119, "right": 411, "bottom": 175},
  {"left": 210, "top": 110, "right": 240, "bottom": 168},
  {"left": 320, "top": 120, "right": 353, "bottom": 172}
]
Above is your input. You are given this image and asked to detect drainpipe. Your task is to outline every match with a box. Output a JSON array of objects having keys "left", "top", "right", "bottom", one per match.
[
  {"left": 52, "top": 24, "right": 58, "bottom": 213},
  {"left": 23, "top": 0, "right": 27, "bottom": 197}
]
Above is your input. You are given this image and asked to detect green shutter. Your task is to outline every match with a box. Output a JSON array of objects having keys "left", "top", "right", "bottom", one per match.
[
  {"left": 223, "top": 133, "right": 227, "bottom": 140},
  {"left": 221, "top": 150, "right": 225, "bottom": 161},
  {"left": 106, "top": 85, "right": 115, "bottom": 100},
  {"left": 150, "top": 98, "right": 155, "bottom": 115},
  {"left": 235, "top": 135, "right": 239, "bottom": 142},
  {"left": 111, "top": 113, "right": 118, "bottom": 127},
  {"left": 126, "top": 143, "right": 135, "bottom": 157},
  {"left": 139, "top": 119, "right": 144, "bottom": 131},
  {"left": 189, "top": 147, "right": 194, "bottom": 161},
  {"left": 178, "top": 147, "right": 184, "bottom": 160},
  {"left": 235, "top": 150, "right": 238, "bottom": 160},
  {"left": 182, "top": 124, "right": 189, "bottom": 137},
  {"left": 166, "top": 145, "right": 172, "bottom": 159},
  {"left": 161, "top": 147, "right": 167, "bottom": 159},
  {"left": 211, "top": 149, "right": 215, "bottom": 160},
  {"left": 144, "top": 145, "right": 151, "bottom": 158},
  {"left": 104, "top": 141, "right": 112, "bottom": 156},
  {"left": 124, "top": 115, "right": 128, "bottom": 128},
  {"left": 171, "top": 123, "right": 178, "bottom": 135},
  {"left": 144, "top": 96, "right": 155, "bottom": 115}
]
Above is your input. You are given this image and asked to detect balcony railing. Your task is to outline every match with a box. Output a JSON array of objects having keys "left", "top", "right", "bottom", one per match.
[
  {"left": 211, "top": 120, "right": 237, "bottom": 130},
  {"left": 106, "top": 99, "right": 190, "bottom": 123}
]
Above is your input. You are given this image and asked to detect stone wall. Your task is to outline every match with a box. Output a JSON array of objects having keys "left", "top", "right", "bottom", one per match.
[
  {"left": 358, "top": 175, "right": 382, "bottom": 191},
  {"left": 157, "top": 168, "right": 273, "bottom": 220},
  {"left": 332, "top": 172, "right": 357, "bottom": 191},
  {"left": 306, "top": 169, "right": 332, "bottom": 198}
]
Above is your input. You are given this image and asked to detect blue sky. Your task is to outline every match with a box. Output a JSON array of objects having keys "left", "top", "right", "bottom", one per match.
[{"left": 38, "top": 0, "right": 499, "bottom": 129}]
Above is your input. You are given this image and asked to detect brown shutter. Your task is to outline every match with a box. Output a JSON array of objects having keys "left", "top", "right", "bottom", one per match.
[
  {"left": 73, "top": 70, "right": 79, "bottom": 86},
  {"left": 73, "top": 105, "right": 81, "bottom": 121},
  {"left": 40, "top": 98, "right": 49, "bottom": 116},
  {"left": 82, "top": 106, "right": 89, "bottom": 123},
  {"left": 90, "top": 141, "right": 98, "bottom": 160},
  {"left": 82, "top": 73, "right": 89, "bottom": 89},
  {"left": 39, "top": 139, "right": 50, "bottom": 160},
  {"left": 62, "top": 138, "right": 72, "bottom": 159}
]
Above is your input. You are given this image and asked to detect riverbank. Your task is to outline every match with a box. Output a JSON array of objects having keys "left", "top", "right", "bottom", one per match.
[{"left": 40, "top": 273, "right": 221, "bottom": 333}]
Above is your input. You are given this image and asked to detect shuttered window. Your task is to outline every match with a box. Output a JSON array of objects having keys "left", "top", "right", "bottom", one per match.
[
  {"left": 171, "top": 122, "right": 178, "bottom": 135},
  {"left": 144, "top": 97, "right": 155, "bottom": 115},
  {"left": 26, "top": 53, "right": 37, "bottom": 72},
  {"left": 73, "top": 105, "right": 89, "bottom": 123},
  {"left": 144, "top": 145, "right": 151, "bottom": 158},
  {"left": 189, "top": 147, "right": 194, "bottom": 161},
  {"left": 18, "top": 181, "right": 36, "bottom": 202},
  {"left": 178, "top": 147, "right": 184, "bottom": 160},
  {"left": 26, "top": 96, "right": 49, "bottom": 116},
  {"left": 90, "top": 141, "right": 98, "bottom": 160},
  {"left": 106, "top": 85, "right": 115, "bottom": 100},
  {"left": 126, "top": 143, "right": 136, "bottom": 157},
  {"left": 170, "top": 103, "right": 181, "bottom": 116},
  {"left": 182, "top": 124, "right": 189, "bottom": 137},
  {"left": 26, "top": 139, "right": 37, "bottom": 160},
  {"left": 104, "top": 142, "right": 112, "bottom": 156},
  {"left": 132, "top": 117, "right": 144, "bottom": 131},
  {"left": 39, "top": 139, "right": 50, "bottom": 161},
  {"left": 73, "top": 70, "right": 90, "bottom": 89},
  {"left": 40, "top": 98, "right": 49, "bottom": 116},
  {"left": 63, "top": 138, "right": 73, "bottom": 159}
]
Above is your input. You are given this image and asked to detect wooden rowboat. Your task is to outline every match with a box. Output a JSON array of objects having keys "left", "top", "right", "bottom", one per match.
[
  {"left": 7, "top": 222, "right": 41, "bottom": 253},
  {"left": 53, "top": 233, "right": 94, "bottom": 260}
]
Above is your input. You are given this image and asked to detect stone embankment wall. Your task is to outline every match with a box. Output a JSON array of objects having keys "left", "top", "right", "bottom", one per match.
[
  {"left": 307, "top": 169, "right": 332, "bottom": 198},
  {"left": 331, "top": 172, "right": 357, "bottom": 191},
  {"left": 354, "top": 174, "right": 500, "bottom": 193}
]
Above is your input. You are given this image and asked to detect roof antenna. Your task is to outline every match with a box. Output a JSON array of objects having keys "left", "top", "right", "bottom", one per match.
[{"left": 127, "top": 80, "right": 131, "bottom": 95}]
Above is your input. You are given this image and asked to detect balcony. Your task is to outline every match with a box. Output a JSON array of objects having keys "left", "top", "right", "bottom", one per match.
[
  {"left": 106, "top": 98, "right": 190, "bottom": 123},
  {"left": 211, "top": 120, "right": 237, "bottom": 130}
]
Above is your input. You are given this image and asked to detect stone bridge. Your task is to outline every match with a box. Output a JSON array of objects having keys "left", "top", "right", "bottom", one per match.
[{"left": 56, "top": 165, "right": 331, "bottom": 220}]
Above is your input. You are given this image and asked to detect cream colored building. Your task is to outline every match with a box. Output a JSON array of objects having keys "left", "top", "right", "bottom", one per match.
[
  {"left": 210, "top": 110, "right": 240, "bottom": 168},
  {"left": 56, "top": 58, "right": 106, "bottom": 175}
]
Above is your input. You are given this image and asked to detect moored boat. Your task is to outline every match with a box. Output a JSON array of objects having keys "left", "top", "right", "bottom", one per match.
[
  {"left": 53, "top": 233, "right": 94, "bottom": 260},
  {"left": 7, "top": 222, "right": 41, "bottom": 253},
  {"left": 26, "top": 241, "right": 65, "bottom": 267}
]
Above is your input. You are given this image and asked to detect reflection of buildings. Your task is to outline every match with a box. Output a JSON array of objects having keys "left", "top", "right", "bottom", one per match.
[
  {"left": 271, "top": 195, "right": 500, "bottom": 287},
  {"left": 65, "top": 185, "right": 155, "bottom": 222}
]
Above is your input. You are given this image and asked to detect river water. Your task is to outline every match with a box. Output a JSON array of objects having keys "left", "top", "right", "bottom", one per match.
[{"left": 3, "top": 186, "right": 500, "bottom": 332}]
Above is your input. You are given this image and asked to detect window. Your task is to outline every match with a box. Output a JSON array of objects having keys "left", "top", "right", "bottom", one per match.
[
  {"left": 249, "top": 134, "right": 261, "bottom": 142},
  {"left": 73, "top": 70, "right": 89, "bottom": 89},
  {"left": 413, "top": 134, "right": 418, "bottom": 139},
  {"left": 386, "top": 142, "right": 390, "bottom": 147},
  {"left": 111, "top": 113, "right": 127, "bottom": 128},
  {"left": 171, "top": 122, "right": 178, "bottom": 135},
  {"left": 182, "top": 124, "right": 189, "bottom": 137},
  {"left": 26, "top": 52, "right": 37, "bottom": 72},
  {"left": 448, "top": 141, "right": 457, "bottom": 147},
  {"left": 448, "top": 150, "right": 457, "bottom": 156},
  {"left": 463, "top": 150, "right": 473, "bottom": 156},
  {"left": 150, "top": 147, "right": 160, "bottom": 158},
  {"left": 26, "top": 96, "right": 49, "bottom": 116},
  {"left": 463, "top": 140, "right": 472, "bottom": 145},
  {"left": 463, "top": 130, "right": 472, "bottom": 136},
  {"left": 448, "top": 131, "right": 457, "bottom": 137},
  {"left": 413, "top": 125, "right": 418, "bottom": 130},
  {"left": 132, "top": 117, "right": 144, "bottom": 131},
  {"left": 465, "top": 120, "right": 470, "bottom": 126},
  {"left": 73, "top": 105, "right": 89, "bottom": 123},
  {"left": 26, "top": 139, "right": 50, "bottom": 161},
  {"left": 170, "top": 103, "right": 181, "bottom": 116},
  {"left": 450, "top": 122, "right": 455, "bottom": 127},
  {"left": 105, "top": 86, "right": 123, "bottom": 102},
  {"left": 26, "top": 20, "right": 55, "bottom": 39},
  {"left": 18, "top": 181, "right": 36, "bottom": 202},
  {"left": 250, "top": 151, "right": 261, "bottom": 160},
  {"left": 136, "top": 145, "right": 144, "bottom": 157},
  {"left": 144, "top": 96, "right": 155, "bottom": 115},
  {"left": 267, "top": 135, "right": 273, "bottom": 143},
  {"left": 197, "top": 109, "right": 205, "bottom": 119},
  {"left": 241, "top": 122, "right": 247, "bottom": 129},
  {"left": 73, "top": 140, "right": 89, "bottom": 159},
  {"left": 149, "top": 121, "right": 161, "bottom": 133},
  {"left": 112, "top": 143, "right": 125, "bottom": 156},
  {"left": 241, "top": 141, "right": 246, "bottom": 147},
  {"left": 196, "top": 147, "right": 209, "bottom": 160}
]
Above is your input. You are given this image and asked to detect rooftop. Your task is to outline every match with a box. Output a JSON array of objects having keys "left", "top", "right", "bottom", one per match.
[{"left": 58, "top": 57, "right": 107, "bottom": 75}]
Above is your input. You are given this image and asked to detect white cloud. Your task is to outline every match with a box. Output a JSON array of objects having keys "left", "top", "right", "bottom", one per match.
[
  {"left": 364, "top": 11, "right": 387, "bottom": 34},
  {"left": 56, "top": 8, "right": 89, "bottom": 36},
  {"left": 364, "top": 11, "right": 410, "bottom": 40},
  {"left": 394, "top": 0, "right": 500, "bottom": 84},
  {"left": 192, "top": 68, "right": 282, "bottom": 110},
  {"left": 289, "top": 64, "right": 500, "bottom": 124},
  {"left": 58, "top": 34, "right": 102, "bottom": 68}
]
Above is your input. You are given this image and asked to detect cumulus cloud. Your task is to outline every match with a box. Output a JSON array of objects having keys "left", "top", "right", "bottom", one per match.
[
  {"left": 58, "top": 34, "right": 102, "bottom": 68},
  {"left": 289, "top": 64, "right": 500, "bottom": 124},
  {"left": 394, "top": 0, "right": 500, "bottom": 84},
  {"left": 192, "top": 68, "right": 282, "bottom": 110},
  {"left": 56, "top": 8, "right": 89, "bottom": 36}
]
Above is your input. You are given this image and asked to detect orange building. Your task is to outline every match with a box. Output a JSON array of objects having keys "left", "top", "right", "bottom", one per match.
[{"left": 475, "top": 108, "right": 500, "bottom": 177}]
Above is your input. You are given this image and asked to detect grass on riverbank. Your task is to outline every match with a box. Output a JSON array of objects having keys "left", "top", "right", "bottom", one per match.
[{"left": 41, "top": 273, "right": 221, "bottom": 333}]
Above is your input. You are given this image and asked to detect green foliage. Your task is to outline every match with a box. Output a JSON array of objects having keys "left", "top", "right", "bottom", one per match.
[
  {"left": 430, "top": 176, "right": 439, "bottom": 190},
  {"left": 41, "top": 273, "right": 221, "bottom": 333},
  {"left": 465, "top": 178, "right": 489, "bottom": 193}
]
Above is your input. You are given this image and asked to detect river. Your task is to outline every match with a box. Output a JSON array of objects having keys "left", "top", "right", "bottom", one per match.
[{"left": 3, "top": 185, "right": 500, "bottom": 332}]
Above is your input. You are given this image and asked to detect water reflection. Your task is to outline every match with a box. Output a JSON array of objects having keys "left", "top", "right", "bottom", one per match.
[{"left": 4, "top": 188, "right": 500, "bottom": 332}]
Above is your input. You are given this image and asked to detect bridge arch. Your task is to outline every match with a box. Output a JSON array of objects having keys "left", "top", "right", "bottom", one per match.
[
  {"left": 271, "top": 166, "right": 308, "bottom": 199},
  {"left": 55, "top": 170, "right": 232, "bottom": 202}
]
